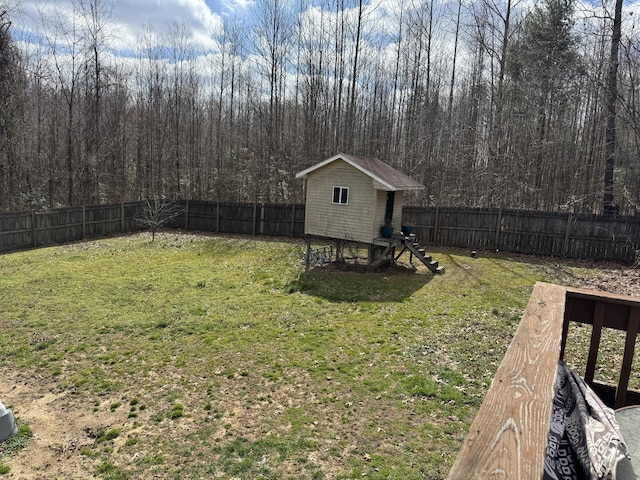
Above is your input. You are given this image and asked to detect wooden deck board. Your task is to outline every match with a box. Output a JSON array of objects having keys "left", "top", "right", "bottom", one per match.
[{"left": 447, "top": 282, "right": 566, "bottom": 479}]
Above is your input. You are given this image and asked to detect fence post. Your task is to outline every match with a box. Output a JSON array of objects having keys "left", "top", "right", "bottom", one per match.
[
  {"left": 563, "top": 213, "right": 573, "bottom": 258},
  {"left": 121, "top": 203, "right": 125, "bottom": 233},
  {"left": 252, "top": 202, "right": 258, "bottom": 236},
  {"left": 433, "top": 206, "right": 440, "bottom": 245},
  {"left": 495, "top": 208, "right": 503, "bottom": 250},
  {"left": 82, "top": 206, "right": 86, "bottom": 239},
  {"left": 290, "top": 204, "right": 296, "bottom": 237},
  {"left": 31, "top": 210, "right": 37, "bottom": 247},
  {"left": 216, "top": 202, "right": 220, "bottom": 233},
  {"left": 184, "top": 200, "right": 189, "bottom": 230}
]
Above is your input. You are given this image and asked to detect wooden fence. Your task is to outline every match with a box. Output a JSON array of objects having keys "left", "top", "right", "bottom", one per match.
[
  {"left": 0, "top": 202, "right": 638, "bottom": 263},
  {"left": 403, "top": 206, "right": 640, "bottom": 263},
  {"left": 183, "top": 201, "right": 305, "bottom": 237},
  {"left": 0, "top": 201, "right": 306, "bottom": 252}
]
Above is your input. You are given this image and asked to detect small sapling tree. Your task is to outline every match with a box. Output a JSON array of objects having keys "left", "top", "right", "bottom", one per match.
[{"left": 136, "top": 197, "right": 184, "bottom": 242}]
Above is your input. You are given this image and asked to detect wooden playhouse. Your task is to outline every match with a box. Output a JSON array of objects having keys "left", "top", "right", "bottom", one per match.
[{"left": 295, "top": 153, "right": 443, "bottom": 273}]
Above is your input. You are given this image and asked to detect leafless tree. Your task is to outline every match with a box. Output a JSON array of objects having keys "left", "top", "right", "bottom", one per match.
[
  {"left": 603, "top": 0, "right": 623, "bottom": 215},
  {"left": 136, "top": 197, "right": 185, "bottom": 242},
  {"left": 0, "top": 10, "right": 22, "bottom": 209}
]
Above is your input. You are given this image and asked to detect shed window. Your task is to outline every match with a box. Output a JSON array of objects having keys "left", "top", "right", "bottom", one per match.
[{"left": 332, "top": 186, "right": 349, "bottom": 205}]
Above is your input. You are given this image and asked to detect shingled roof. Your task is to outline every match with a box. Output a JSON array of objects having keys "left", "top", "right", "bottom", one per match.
[{"left": 295, "top": 153, "right": 424, "bottom": 191}]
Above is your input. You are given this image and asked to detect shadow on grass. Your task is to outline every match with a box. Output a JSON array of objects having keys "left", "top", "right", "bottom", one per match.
[{"left": 288, "top": 261, "right": 434, "bottom": 303}]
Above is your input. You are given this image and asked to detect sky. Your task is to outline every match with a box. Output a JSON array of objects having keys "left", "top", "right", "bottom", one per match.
[{"left": 6, "top": 0, "right": 254, "bottom": 54}]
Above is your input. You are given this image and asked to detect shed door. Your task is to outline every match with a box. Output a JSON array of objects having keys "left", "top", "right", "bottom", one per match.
[{"left": 385, "top": 191, "right": 395, "bottom": 224}]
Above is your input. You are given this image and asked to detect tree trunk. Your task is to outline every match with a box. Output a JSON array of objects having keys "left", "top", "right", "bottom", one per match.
[{"left": 603, "top": 0, "right": 623, "bottom": 215}]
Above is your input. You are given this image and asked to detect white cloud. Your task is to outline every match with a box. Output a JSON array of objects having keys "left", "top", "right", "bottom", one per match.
[
  {"left": 220, "top": 0, "right": 254, "bottom": 14},
  {"left": 12, "top": 0, "right": 224, "bottom": 54}
]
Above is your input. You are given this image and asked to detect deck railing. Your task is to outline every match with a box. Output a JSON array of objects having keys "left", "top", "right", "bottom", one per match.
[{"left": 447, "top": 282, "right": 640, "bottom": 479}]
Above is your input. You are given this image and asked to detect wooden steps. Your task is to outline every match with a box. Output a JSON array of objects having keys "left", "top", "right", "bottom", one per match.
[
  {"left": 402, "top": 236, "right": 444, "bottom": 274},
  {"left": 368, "top": 233, "right": 444, "bottom": 274}
]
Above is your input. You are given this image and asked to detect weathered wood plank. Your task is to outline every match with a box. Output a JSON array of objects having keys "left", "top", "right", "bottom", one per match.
[
  {"left": 617, "top": 307, "right": 640, "bottom": 408},
  {"left": 584, "top": 301, "right": 606, "bottom": 385},
  {"left": 447, "top": 282, "right": 566, "bottom": 479}
]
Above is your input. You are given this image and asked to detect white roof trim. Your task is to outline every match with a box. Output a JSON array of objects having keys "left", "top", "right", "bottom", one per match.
[{"left": 295, "top": 153, "right": 399, "bottom": 191}]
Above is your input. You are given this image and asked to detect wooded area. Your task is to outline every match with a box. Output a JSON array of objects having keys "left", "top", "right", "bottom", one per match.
[
  {"left": 0, "top": 0, "right": 639, "bottom": 214},
  {"left": 0, "top": 201, "right": 637, "bottom": 263}
]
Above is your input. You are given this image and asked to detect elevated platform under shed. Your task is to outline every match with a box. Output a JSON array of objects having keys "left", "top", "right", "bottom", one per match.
[{"left": 302, "top": 234, "right": 443, "bottom": 274}]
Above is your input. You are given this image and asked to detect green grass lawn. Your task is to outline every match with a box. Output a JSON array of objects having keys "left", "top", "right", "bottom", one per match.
[{"left": 0, "top": 232, "right": 612, "bottom": 479}]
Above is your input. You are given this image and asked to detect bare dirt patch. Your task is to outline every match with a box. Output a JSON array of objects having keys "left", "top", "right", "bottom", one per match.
[
  {"left": 532, "top": 256, "right": 640, "bottom": 297},
  {"left": 0, "top": 370, "right": 107, "bottom": 479},
  {"left": 576, "top": 263, "right": 640, "bottom": 297}
]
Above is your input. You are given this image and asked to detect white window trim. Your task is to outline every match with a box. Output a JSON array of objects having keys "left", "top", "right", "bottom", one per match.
[{"left": 332, "top": 186, "right": 349, "bottom": 205}]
